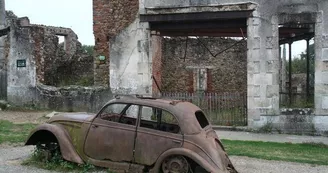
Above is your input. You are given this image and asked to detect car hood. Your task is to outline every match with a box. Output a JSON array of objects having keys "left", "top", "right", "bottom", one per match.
[{"left": 48, "top": 112, "right": 96, "bottom": 123}]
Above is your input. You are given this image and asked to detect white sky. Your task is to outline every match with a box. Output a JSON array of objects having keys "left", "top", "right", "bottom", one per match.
[
  {"left": 6, "top": 0, "right": 94, "bottom": 45},
  {"left": 5, "top": 0, "right": 309, "bottom": 57}
]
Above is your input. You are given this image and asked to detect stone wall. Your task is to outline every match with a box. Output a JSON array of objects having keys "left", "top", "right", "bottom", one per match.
[
  {"left": 6, "top": 12, "right": 94, "bottom": 106},
  {"left": 37, "top": 85, "right": 112, "bottom": 112},
  {"left": 160, "top": 37, "right": 247, "bottom": 93},
  {"left": 93, "top": 0, "right": 139, "bottom": 87},
  {"left": 5, "top": 12, "right": 94, "bottom": 87},
  {"left": 0, "top": 0, "right": 7, "bottom": 100},
  {"left": 260, "top": 108, "right": 328, "bottom": 136}
]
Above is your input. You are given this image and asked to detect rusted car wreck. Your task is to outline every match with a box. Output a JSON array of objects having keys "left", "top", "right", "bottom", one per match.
[{"left": 25, "top": 95, "right": 237, "bottom": 173}]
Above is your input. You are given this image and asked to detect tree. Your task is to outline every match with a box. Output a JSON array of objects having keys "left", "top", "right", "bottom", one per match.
[
  {"left": 286, "top": 43, "right": 314, "bottom": 74},
  {"left": 82, "top": 45, "right": 94, "bottom": 56}
]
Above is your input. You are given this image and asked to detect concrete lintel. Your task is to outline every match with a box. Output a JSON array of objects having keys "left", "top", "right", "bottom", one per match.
[{"left": 144, "top": 2, "right": 257, "bottom": 15}]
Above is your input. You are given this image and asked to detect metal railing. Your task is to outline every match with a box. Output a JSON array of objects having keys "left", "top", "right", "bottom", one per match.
[{"left": 159, "top": 92, "right": 248, "bottom": 126}]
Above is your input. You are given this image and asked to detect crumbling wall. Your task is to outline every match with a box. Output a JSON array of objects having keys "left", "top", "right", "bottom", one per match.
[
  {"left": 42, "top": 39, "right": 94, "bottom": 87},
  {"left": 161, "top": 37, "right": 247, "bottom": 93},
  {"left": 6, "top": 11, "right": 94, "bottom": 106},
  {"left": 93, "top": 0, "right": 139, "bottom": 87},
  {"left": 37, "top": 85, "right": 112, "bottom": 112}
]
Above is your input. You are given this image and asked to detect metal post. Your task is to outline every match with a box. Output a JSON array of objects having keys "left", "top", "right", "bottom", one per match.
[
  {"left": 289, "top": 42, "right": 292, "bottom": 106},
  {"left": 306, "top": 39, "right": 310, "bottom": 102}
]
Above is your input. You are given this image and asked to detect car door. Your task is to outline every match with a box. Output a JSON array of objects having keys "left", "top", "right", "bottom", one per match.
[
  {"left": 134, "top": 106, "right": 183, "bottom": 165},
  {"left": 84, "top": 103, "right": 139, "bottom": 162}
]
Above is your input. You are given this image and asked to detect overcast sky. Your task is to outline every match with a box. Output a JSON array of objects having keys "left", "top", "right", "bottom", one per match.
[
  {"left": 6, "top": 0, "right": 309, "bottom": 57},
  {"left": 6, "top": 0, "right": 94, "bottom": 45}
]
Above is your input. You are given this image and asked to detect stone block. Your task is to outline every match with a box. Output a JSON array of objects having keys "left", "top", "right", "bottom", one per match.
[
  {"left": 266, "top": 37, "right": 274, "bottom": 49},
  {"left": 248, "top": 109, "right": 261, "bottom": 121},
  {"left": 247, "top": 61, "right": 260, "bottom": 74},
  {"left": 266, "top": 60, "right": 279, "bottom": 73},
  {"left": 322, "top": 96, "right": 328, "bottom": 110},
  {"left": 322, "top": 35, "right": 328, "bottom": 48},
  {"left": 315, "top": 23, "right": 323, "bottom": 37},
  {"left": 322, "top": 48, "right": 328, "bottom": 61},
  {"left": 316, "top": 71, "right": 328, "bottom": 84},
  {"left": 247, "top": 74, "right": 254, "bottom": 85},
  {"left": 250, "top": 17, "right": 260, "bottom": 26},
  {"left": 316, "top": 11, "right": 323, "bottom": 23},
  {"left": 267, "top": 85, "right": 279, "bottom": 98},
  {"left": 319, "top": 61, "right": 328, "bottom": 71},
  {"left": 248, "top": 85, "right": 261, "bottom": 97},
  {"left": 272, "top": 25, "right": 279, "bottom": 37},
  {"left": 253, "top": 37, "right": 261, "bottom": 49},
  {"left": 248, "top": 49, "right": 261, "bottom": 61},
  {"left": 253, "top": 73, "right": 273, "bottom": 85}
]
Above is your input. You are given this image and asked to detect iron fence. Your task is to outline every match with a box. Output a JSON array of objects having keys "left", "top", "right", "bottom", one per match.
[
  {"left": 0, "top": 71, "right": 7, "bottom": 100},
  {"left": 159, "top": 92, "right": 247, "bottom": 126},
  {"left": 279, "top": 92, "right": 314, "bottom": 108}
]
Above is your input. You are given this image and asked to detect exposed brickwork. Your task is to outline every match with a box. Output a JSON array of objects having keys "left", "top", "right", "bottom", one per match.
[
  {"left": 159, "top": 37, "right": 247, "bottom": 93},
  {"left": 152, "top": 36, "right": 162, "bottom": 95},
  {"left": 30, "top": 26, "right": 46, "bottom": 84},
  {"left": 207, "top": 69, "right": 213, "bottom": 93},
  {"left": 93, "top": 0, "right": 139, "bottom": 87}
]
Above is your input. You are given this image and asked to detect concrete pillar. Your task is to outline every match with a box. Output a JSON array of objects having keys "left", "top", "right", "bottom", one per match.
[
  {"left": 247, "top": 13, "right": 280, "bottom": 128},
  {"left": 0, "top": 0, "right": 5, "bottom": 27},
  {"left": 0, "top": 0, "right": 6, "bottom": 67},
  {"left": 281, "top": 44, "right": 287, "bottom": 104},
  {"left": 0, "top": 0, "right": 6, "bottom": 97},
  {"left": 314, "top": 8, "right": 328, "bottom": 115}
]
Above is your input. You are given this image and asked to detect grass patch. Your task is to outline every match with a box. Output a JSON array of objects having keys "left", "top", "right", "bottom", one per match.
[
  {"left": 22, "top": 148, "right": 109, "bottom": 173},
  {"left": 0, "top": 120, "right": 37, "bottom": 144},
  {"left": 222, "top": 139, "right": 328, "bottom": 165}
]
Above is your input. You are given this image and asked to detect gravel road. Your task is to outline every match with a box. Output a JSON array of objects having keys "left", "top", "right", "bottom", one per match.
[{"left": 0, "top": 146, "right": 327, "bottom": 173}]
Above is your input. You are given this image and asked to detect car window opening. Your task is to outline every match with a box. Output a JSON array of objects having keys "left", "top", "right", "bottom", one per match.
[
  {"left": 195, "top": 111, "right": 209, "bottom": 128},
  {"left": 140, "top": 106, "right": 180, "bottom": 134}
]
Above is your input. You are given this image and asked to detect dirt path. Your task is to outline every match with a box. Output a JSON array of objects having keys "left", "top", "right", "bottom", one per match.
[
  {"left": 0, "top": 146, "right": 327, "bottom": 173},
  {"left": 0, "top": 111, "right": 50, "bottom": 124}
]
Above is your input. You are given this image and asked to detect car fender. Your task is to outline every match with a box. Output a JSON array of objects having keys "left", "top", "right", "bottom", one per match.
[
  {"left": 149, "top": 148, "right": 222, "bottom": 173},
  {"left": 25, "top": 123, "right": 84, "bottom": 164}
]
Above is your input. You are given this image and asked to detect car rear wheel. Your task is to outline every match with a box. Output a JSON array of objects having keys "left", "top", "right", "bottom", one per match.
[{"left": 161, "top": 156, "right": 189, "bottom": 173}]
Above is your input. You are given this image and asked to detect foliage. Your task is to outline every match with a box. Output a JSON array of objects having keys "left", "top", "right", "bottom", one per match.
[
  {"left": 23, "top": 147, "right": 105, "bottom": 173},
  {"left": 0, "top": 120, "right": 37, "bottom": 144},
  {"left": 222, "top": 139, "right": 328, "bottom": 165},
  {"left": 258, "top": 122, "right": 274, "bottom": 133},
  {"left": 82, "top": 45, "right": 94, "bottom": 56},
  {"left": 286, "top": 43, "right": 314, "bottom": 74}
]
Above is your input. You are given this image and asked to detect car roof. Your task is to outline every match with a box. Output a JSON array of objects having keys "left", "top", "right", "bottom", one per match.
[{"left": 105, "top": 95, "right": 204, "bottom": 134}]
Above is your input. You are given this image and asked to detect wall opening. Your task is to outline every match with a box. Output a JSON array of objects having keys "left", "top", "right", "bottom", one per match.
[
  {"left": 56, "top": 35, "right": 66, "bottom": 51},
  {"left": 279, "top": 22, "right": 315, "bottom": 108}
]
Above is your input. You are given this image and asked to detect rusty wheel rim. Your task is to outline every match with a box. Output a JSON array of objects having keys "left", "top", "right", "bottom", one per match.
[{"left": 161, "top": 156, "right": 189, "bottom": 173}]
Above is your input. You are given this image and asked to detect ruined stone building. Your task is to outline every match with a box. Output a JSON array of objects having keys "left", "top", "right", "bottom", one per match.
[
  {"left": 0, "top": 0, "right": 109, "bottom": 112},
  {"left": 93, "top": 0, "right": 328, "bottom": 133},
  {"left": 2, "top": 0, "right": 328, "bottom": 133}
]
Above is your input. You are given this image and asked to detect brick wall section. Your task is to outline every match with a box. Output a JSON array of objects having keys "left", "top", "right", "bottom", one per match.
[
  {"left": 93, "top": 0, "right": 139, "bottom": 87},
  {"left": 152, "top": 36, "right": 163, "bottom": 95},
  {"left": 160, "top": 37, "right": 247, "bottom": 93},
  {"left": 30, "top": 26, "right": 46, "bottom": 83}
]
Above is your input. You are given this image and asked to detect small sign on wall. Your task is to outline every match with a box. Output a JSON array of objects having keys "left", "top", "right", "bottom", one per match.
[
  {"left": 17, "top": 59, "right": 26, "bottom": 67},
  {"left": 99, "top": 56, "right": 106, "bottom": 61}
]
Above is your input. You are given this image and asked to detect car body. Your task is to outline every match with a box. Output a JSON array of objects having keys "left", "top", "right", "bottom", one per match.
[{"left": 25, "top": 95, "right": 237, "bottom": 173}]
